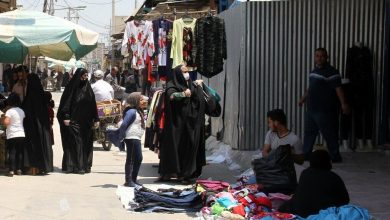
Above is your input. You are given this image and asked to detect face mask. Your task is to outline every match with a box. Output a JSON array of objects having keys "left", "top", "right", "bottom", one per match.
[{"left": 183, "top": 73, "right": 190, "bottom": 81}]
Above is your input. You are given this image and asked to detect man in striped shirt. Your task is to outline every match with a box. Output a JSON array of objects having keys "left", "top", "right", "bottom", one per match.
[{"left": 299, "top": 48, "right": 350, "bottom": 163}]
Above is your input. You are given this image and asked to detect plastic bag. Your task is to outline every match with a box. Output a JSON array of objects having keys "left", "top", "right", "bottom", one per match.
[{"left": 252, "top": 145, "right": 297, "bottom": 194}]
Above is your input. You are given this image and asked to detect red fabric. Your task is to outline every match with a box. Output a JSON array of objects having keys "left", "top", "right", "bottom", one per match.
[
  {"left": 255, "top": 197, "right": 272, "bottom": 209},
  {"left": 146, "top": 56, "right": 157, "bottom": 83},
  {"left": 238, "top": 194, "right": 256, "bottom": 206},
  {"left": 232, "top": 204, "right": 246, "bottom": 217}
]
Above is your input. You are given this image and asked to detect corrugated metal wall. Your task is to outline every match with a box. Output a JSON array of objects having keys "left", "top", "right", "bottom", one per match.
[{"left": 210, "top": 0, "right": 386, "bottom": 150}]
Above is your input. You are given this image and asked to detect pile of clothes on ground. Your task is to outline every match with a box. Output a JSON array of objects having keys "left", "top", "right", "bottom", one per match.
[
  {"left": 123, "top": 185, "right": 203, "bottom": 213},
  {"left": 196, "top": 179, "right": 295, "bottom": 220},
  {"left": 116, "top": 178, "right": 371, "bottom": 220}
]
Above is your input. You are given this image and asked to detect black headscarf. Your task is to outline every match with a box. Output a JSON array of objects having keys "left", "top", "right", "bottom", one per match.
[
  {"left": 57, "top": 68, "right": 98, "bottom": 126},
  {"left": 166, "top": 65, "right": 192, "bottom": 95},
  {"left": 310, "top": 150, "right": 332, "bottom": 170}
]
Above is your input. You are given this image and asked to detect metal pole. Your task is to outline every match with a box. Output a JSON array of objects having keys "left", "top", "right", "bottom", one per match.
[{"left": 111, "top": 0, "right": 115, "bottom": 69}]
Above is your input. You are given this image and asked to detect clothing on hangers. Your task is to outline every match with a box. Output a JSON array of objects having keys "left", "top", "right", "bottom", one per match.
[
  {"left": 171, "top": 18, "right": 197, "bottom": 69},
  {"left": 122, "top": 20, "right": 155, "bottom": 70},
  {"left": 152, "top": 18, "right": 174, "bottom": 79},
  {"left": 193, "top": 16, "right": 227, "bottom": 78}
]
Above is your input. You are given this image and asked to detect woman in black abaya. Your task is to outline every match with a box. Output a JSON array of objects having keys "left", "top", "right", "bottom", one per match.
[
  {"left": 57, "top": 68, "right": 99, "bottom": 174},
  {"left": 158, "top": 65, "right": 206, "bottom": 183},
  {"left": 22, "top": 73, "right": 53, "bottom": 173}
]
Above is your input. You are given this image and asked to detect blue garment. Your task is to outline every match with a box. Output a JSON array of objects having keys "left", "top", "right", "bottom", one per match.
[
  {"left": 303, "top": 111, "right": 341, "bottom": 161},
  {"left": 297, "top": 205, "right": 371, "bottom": 220},
  {"left": 135, "top": 187, "right": 202, "bottom": 208},
  {"left": 125, "top": 139, "right": 143, "bottom": 183},
  {"left": 106, "top": 109, "right": 136, "bottom": 148},
  {"left": 307, "top": 63, "right": 341, "bottom": 113}
]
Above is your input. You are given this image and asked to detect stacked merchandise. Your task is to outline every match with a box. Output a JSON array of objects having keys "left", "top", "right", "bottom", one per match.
[
  {"left": 196, "top": 179, "right": 296, "bottom": 220},
  {"left": 122, "top": 13, "right": 227, "bottom": 92},
  {"left": 128, "top": 185, "right": 203, "bottom": 213}
]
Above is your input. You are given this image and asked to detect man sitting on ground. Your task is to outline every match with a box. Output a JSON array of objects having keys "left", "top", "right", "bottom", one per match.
[{"left": 262, "top": 109, "right": 304, "bottom": 165}]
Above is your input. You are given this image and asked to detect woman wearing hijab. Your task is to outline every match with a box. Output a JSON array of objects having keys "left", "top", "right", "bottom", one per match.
[
  {"left": 22, "top": 73, "right": 53, "bottom": 174},
  {"left": 57, "top": 68, "right": 99, "bottom": 174},
  {"left": 158, "top": 65, "right": 206, "bottom": 184},
  {"left": 279, "top": 150, "right": 350, "bottom": 217},
  {"left": 107, "top": 92, "right": 148, "bottom": 187}
]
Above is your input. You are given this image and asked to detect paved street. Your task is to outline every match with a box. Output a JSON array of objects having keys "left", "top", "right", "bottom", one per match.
[{"left": 0, "top": 91, "right": 238, "bottom": 220}]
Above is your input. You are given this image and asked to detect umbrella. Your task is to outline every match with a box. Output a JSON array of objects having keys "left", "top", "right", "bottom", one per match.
[
  {"left": 0, "top": 9, "right": 99, "bottom": 63},
  {"left": 45, "top": 57, "right": 85, "bottom": 71}
]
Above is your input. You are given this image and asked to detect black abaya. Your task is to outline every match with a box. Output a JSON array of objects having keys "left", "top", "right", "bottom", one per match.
[
  {"left": 57, "top": 68, "right": 98, "bottom": 172},
  {"left": 22, "top": 73, "right": 53, "bottom": 172},
  {"left": 158, "top": 66, "right": 206, "bottom": 179}
]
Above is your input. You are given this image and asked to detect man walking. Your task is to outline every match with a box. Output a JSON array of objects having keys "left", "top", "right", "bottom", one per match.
[
  {"left": 299, "top": 48, "right": 350, "bottom": 162},
  {"left": 105, "top": 66, "right": 125, "bottom": 100}
]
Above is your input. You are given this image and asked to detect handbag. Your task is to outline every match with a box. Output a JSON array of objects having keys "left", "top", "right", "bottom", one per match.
[
  {"left": 202, "top": 83, "right": 221, "bottom": 117},
  {"left": 203, "top": 84, "right": 221, "bottom": 103}
]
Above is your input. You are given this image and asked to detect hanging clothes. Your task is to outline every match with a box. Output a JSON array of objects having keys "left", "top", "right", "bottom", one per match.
[
  {"left": 144, "top": 90, "right": 165, "bottom": 151},
  {"left": 170, "top": 18, "right": 197, "bottom": 69},
  {"left": 345, "top": 46, "right": 374, "bottom": 140},
  {"left": 153, "top": 18, "right": 173, "bottom": 80},
  {"left": 122, "top": 20, "right": 155, "bottom": 70},
  {"left": 193, "top": 16, "right": 227, "bottom": 78}
]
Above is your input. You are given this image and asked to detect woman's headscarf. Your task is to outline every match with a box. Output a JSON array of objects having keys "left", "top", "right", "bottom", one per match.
[
  {"left": 57, "top": 68, "right": 92, "bottom": 121},
  {"left": 310, "top": 150, "right": 332, "bottom": 170},
  {"left": 126, "top": 92, "right": 142, "bottom": 109},
  {"left": 166, "top": 65, "right": 189, "bottom": 93},
  {"left": 123, "top": 92, "right": 145, "bottom": 129}
]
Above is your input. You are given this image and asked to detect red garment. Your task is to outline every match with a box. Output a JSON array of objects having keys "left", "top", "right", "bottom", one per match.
[
  {"left": 232, "top": 204, "right": 246, "bottom": 217},
  {"left": 146, "top": 55, "right": 157, "bottom": 83}
]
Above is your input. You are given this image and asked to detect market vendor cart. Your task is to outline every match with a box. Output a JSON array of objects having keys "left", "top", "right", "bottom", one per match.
[{"left": 94, "top": 100, "right": 122, "bottom": 151}]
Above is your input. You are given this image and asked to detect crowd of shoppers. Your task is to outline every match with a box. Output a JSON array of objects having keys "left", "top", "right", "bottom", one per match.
[{"left": 1, "top": 66, "right": 54, "bottom": 176}]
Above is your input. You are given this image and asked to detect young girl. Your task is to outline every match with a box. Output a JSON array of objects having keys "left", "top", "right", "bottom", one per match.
[
  {"left": 2, "top": 93, "right": 26, "bottom": 177},
  {"left": 107, "top": 92, "right": 148, "bottom": 187}
]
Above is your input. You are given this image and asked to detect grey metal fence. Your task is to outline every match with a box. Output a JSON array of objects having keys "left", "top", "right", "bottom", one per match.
[{"left": 210, "top": 0, "right": 386, "bottom": 150}]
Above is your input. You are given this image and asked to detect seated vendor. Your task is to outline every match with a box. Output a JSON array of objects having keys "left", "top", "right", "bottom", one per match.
[
  {"left": 262, "top": 109, "right": 304, "bottom": 165},
  {"left": 278, "top": 150, "right": 350, "bottom": 217}
]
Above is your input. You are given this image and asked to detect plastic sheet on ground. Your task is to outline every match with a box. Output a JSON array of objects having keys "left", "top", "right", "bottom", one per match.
[{"left": 206, "top": 137, "right": 242, "bottom": 171}]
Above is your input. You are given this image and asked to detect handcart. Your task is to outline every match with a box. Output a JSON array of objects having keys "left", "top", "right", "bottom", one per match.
[{"left": 94, "top": 100, "right": 122, "bottom": 151}]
